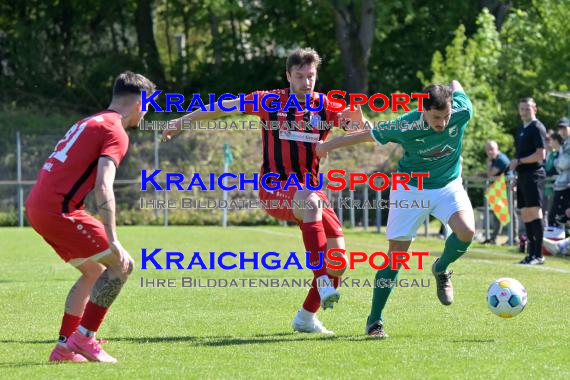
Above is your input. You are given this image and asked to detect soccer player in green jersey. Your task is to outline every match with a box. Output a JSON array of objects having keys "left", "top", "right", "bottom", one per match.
[{"left": 317, "top": 81, "right": 475, "bottom": 338}]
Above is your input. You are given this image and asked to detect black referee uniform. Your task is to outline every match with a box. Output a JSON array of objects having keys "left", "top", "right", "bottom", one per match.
[{"left": 515, "top": 118, "right": 547, "bottom": 262}]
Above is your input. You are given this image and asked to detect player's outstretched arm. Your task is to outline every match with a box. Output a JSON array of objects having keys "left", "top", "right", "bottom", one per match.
[
  {"left": 450, "top": 80, "right": 463, "bottom": 92},
  {"left": 316, "top": 129, "right": 374, "bottom": 158},
  {"left": 162, "top": 97, "right": 243, "bottom": 141},
  {"left": 94, "top": 157, "right": 132, "bottom": 273}
]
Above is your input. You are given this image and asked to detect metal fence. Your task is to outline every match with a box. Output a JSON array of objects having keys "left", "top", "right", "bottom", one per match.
[{"left": 0, "top": 130, "right": 555, "bottom": 245}]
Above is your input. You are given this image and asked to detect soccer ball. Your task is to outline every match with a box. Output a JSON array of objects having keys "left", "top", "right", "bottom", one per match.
[{"left": 487, "top": 278, "right": 527, "bottom": 318}]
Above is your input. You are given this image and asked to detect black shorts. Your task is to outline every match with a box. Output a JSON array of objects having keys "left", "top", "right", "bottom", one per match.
[{"left": 516, "top": 169, "right": 545, "bottom": 208}]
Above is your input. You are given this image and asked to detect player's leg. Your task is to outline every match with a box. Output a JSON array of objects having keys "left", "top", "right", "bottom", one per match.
[
  {"left": 257, "top": 185, "right": 331, "bottom": 332},
  {"left": 519, "top": 171, "right": 546, "bottom": 264},
  {"left": 50, "top": 260, "right": 105, "bottom": 363},
  {"left": 431, "top": 179, "right": 475, "bottom": 305},
  {"left": 26, "top": 208, "right": 112, "bottom": 362},
  {"left": 437, "top": 209, "right": 475, "bottom": 270},
  {"left": 366, "top": 239, "right": 412, "bottom": 338},
  {"left": 319, "top": 203, "right": 346, "bottom": 305},
  {"left": 291, "top": 189, "right": 340, "bottom": 334},
  {"left": 67, "top": 248, "right": 134, "bottom": 363},
  {"left": 366, "top": 186, "right": 428, "bottom": 338},
  {"left": 521, "top": 206, "right": 544, "bottom": 263},
  {"left": 49, "top": 259, "right": 105, "bottom": 362}
]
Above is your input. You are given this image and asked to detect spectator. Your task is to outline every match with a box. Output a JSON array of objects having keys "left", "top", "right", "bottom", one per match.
[
  {"left": 545, "top": 133, "right": 562, "bottom": 177},
  {"left": 543, "top": 132, "right": 562, "bottom": 222},
  {"left": 548, "top": 118, "right": 570, "bottom": 227},
  {"left": 483, "top": 140, "right": 511, "bottom": 244}
]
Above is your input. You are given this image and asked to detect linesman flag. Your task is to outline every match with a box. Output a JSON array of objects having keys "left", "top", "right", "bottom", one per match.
[{"left": 484, "top": 174, "right": 511, "bottom": 226}]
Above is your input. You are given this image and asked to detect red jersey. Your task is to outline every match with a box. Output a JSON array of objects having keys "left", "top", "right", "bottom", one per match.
[
  {"left": 243, "top": 88, "right": 341, "bottom": 186},
  {"left": 26, "top": 110, "right": 128, "bottom": 213}
]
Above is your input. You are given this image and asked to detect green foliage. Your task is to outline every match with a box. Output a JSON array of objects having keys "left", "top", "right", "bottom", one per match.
[
  {"left": 420, "top": 2, "right": 570, "bottom": 175},
  {"left": 497, "top": 1, "right": 570, "bottom": 132},
  {"left": 2, "top": 0, "right": 569, "bottom": 224},
  {"left": 0, "top": 211, "right": 18, "bottom": 226},
  {"left": 370, "top": 1, "right": 481, "bottom": 94},
  {"left": 420, "top": 9, "right": 510, "bottom": 175}
]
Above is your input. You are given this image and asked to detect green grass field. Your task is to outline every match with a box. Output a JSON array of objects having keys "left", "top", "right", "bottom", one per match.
[{"left": 1, "top": 226, "right": 570, "bottom": 379}]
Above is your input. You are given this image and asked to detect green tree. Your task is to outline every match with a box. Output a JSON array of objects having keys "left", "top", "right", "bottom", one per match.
[
  {"left": 419, "top": 9, "right": 510, "bottom": 175},
  {"left": 497, "top": 0, "right": 570, "bottom": 132}
]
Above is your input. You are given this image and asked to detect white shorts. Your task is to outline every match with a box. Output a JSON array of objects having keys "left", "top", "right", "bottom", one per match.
[{"left": 386, "top": 177, "right": 472, "bottom": 241}]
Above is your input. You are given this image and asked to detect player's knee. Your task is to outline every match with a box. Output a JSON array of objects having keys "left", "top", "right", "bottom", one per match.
[
  {"left": 456, "top": 226, "right": 475, "bottom": 242},
  {"left": 299, "top": 193, "right": 322, "bottom": 221},
  {"left": 126, "top": 258, "right": 135, "bottom": 275},
  {"left": 326, "top": 250, "right": 347, "bottom": 277},
  {"left": 78, "top": 262, "right": 105, "bottom": 281},
  {"left": 119, "top": 259, "right": 135, "bottom": 279},
  {"left": 305, "top": 196, "right": 321, "bottom": 214}
]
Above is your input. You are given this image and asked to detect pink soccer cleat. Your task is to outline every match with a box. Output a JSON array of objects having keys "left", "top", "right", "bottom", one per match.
[
  {"left": 49, "top": 344, "right": 88, "bottom": 363},
  {"left": 67, "top": 332, "right": 117, "bottom": 363}
]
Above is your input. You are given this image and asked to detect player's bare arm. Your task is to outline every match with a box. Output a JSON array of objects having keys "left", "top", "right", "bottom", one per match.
[
  {"left": 450, "top": 80, "right": 463, "bottom": 92},
  {"left": 316, "top": 129, "right": 374, "bottom": 158},
  {"left": 162, "top": 97, "right": 243, "bottom": 141},
  {"left": 94, "top": 156, "right": 133, "bottom": 274},
  {"left": 509, "top": 148, "right": 547, "bottom": 171}
]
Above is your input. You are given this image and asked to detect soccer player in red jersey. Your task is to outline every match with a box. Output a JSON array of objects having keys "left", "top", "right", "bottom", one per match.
[
  {"left": 163, "top": 48, "right": 359, "bottom": 334},
  {"left": 26, "top": 72, "right": 155, "bottom": 362}
]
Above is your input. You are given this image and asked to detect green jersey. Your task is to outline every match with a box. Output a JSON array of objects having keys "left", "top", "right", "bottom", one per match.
[{"left": 370, "top": 91, "right": 473, "bottom": 189}]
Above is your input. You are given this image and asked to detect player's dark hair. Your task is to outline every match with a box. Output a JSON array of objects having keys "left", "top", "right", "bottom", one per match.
[
  {"left": 112, "top": 71, "right": 156, "bottom": 98},
  {"left": 551, "top": 132, "right": 564, "bottom": 145},
  {"left": 286, "top": 48, "right": 321, "bottom": 73},
  {"left": 519, "top": 97, "right": 536, "bottom": 105},
  {"left": 421, "top": 84, "right": 453, "bottom": 111}
]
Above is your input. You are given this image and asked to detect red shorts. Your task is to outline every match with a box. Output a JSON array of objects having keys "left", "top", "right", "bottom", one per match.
[
  {"left": 259, "top": 182, "right": 344, "bottom": 238},
  {"left": 26, "top": 207, "right": 111, "bottom": 266}
]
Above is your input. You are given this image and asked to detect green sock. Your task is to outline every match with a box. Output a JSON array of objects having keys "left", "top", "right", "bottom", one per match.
[
  {"left": 435, "top": 232, "right": 471, "bottom": 273},
  {"left": 367, "top": 266, "right": 400, "bottom": 325}
]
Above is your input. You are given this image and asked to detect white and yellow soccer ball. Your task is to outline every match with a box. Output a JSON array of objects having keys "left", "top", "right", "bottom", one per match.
[{"left": 487, "top": 278, "right": 528, "bottom": 318}]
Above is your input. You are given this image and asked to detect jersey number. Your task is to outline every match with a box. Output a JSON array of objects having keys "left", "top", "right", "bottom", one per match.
[{"left": 49, "top": 122, "right": 87, "bottom": 163}]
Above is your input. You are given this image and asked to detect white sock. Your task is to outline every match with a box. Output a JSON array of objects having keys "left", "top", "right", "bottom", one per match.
[
  {"left": 316, "top": 275, "right": 335, "bottom": 297},
  {"left": 298, "top": 308, "right": 315, "bottom": 321},
  {"left": 78, "top": 325, "right": 95, "bottom": 338}
]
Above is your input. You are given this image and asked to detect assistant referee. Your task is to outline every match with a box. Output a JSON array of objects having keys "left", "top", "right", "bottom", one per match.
[{"left": 509, "top": 97, "right": 547, "bottom": 265}]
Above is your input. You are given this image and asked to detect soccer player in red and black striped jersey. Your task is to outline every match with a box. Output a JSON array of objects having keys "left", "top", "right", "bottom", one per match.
[
  {"left": 26, "top": 72, "right": 155, "bottom": 362},
  {"left": 164, "top": 48, "right": 358, "bottom": 334}
]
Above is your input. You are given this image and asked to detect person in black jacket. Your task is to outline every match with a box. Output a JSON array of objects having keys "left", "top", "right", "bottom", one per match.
[{"left": 509, "top": 97, "right": 548, "bottom": 265}]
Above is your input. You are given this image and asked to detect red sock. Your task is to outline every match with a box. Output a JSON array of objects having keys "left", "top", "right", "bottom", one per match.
[
  {"left": 301, "top": 221, "right": 332, "bottom": 313},
  {"left": 79, "top": 301, "right": 109, "bottom": 333},
  {"left": 330, "top": 275, "right": 340, "bottom": 288},
  {"left": 303, "top": 278, "right": 321, "bottom": 312},
  {"left": 59, "top": 312, "right": 82, "bottom": 342},
  {"left": 301, "top": 221, "right": 328, "bottom": 278}
]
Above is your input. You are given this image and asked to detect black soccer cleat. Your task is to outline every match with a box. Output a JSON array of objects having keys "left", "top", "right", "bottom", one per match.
[
  {"left": 519, "top": 255, "right": 545, "bottom": 265},
  {"left": 365, "top": 320, "right": 388, "bottom": 339}
]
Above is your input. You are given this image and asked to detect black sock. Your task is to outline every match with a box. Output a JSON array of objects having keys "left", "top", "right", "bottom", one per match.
[
  {"left": 525, "top": 222, "right": 535, "bottom": 257},
  {"left": 529, "top": 218, "right": 544, "bottom": 258}
]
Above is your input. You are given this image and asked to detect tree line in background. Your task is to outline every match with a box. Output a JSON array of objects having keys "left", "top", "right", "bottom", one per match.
[{"left": 0, "top": 0, "right": 568, "bottom": 175}]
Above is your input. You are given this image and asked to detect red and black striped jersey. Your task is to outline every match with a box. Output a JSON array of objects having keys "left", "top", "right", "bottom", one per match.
[
  {"left": 26, "top": 110, "right": 129, "bottom": 214},
  {"left": 243, "top": 88, "right": 342, "bottom": 186}
]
